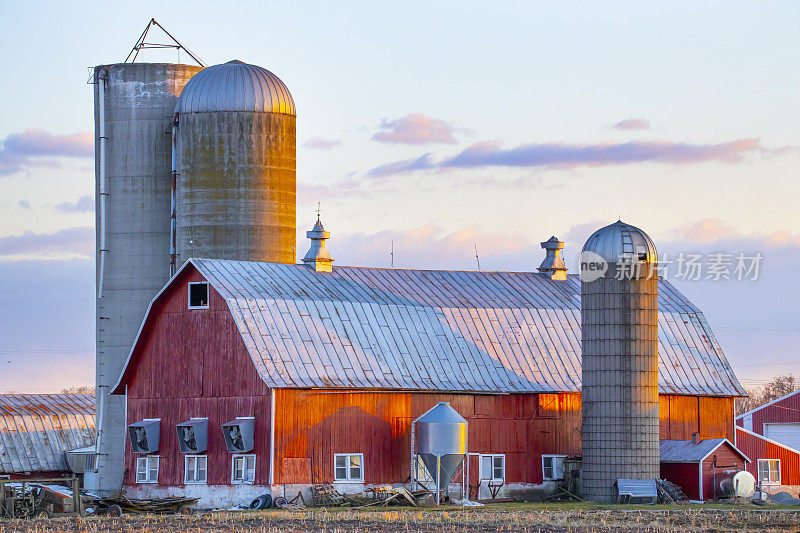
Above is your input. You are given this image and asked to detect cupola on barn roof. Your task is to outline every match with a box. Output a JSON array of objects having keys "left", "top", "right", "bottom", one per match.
[
  {"left": 175, "top": 60, "right": 296, "bottom": 115},
  {"left": 582, "top": 220, "right": 657, "bottom": 263}
]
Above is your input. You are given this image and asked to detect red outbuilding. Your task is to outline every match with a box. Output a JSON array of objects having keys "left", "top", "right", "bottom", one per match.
[
  {"left": 659, "top": 438, "right": 749, "bottom": 501},
  {"left": 110, "top": 257, "right": 746, "bottom": 508},
  {"left": 735, "top": 389, "right": 800, "bottom": 495}
]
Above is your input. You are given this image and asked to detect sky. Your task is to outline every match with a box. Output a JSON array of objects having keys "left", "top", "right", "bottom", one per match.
[{"left": 0, "top": 1, "right": 798, "bottom": 393}]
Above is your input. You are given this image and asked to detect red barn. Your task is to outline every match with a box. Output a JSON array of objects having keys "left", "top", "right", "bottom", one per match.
[
  {"left": 111, "top": 258, "right": 745, "bottom": 507},
  {"left": 735, "top": 389, "right": 800, "bottom": 495}
]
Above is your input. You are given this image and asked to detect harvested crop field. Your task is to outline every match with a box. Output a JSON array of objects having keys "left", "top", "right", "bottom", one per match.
[{"left": 1, "top": 505, "right": 800, "bottom": 532}]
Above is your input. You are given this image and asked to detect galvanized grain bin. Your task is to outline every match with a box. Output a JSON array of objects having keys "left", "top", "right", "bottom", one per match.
[{"left": 416, "top": 402, "right": 467, "bottom": 503}]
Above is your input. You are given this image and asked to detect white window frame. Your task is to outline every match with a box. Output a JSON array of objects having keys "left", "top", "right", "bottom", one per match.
[
  {"left": 231, "top": 454, "right": 256, "bottom": 484},
  {"left": 184, "top": 455, "right": 208, "bottom": 485},
  {"left": 188, "top": 281, "right": 210, "bottom": 309},
  {"left": 758, "top": 458, "right": 781, "bottom": 485},
  {"left": 333, "top": 453, "right": 364, "bottom": 483},
  {"left": 135, "top": 456, "right": 159, "bottom": 484},
  {"left": 542, "top": 454, "right": 567, "bottom": 481},
  {"left": 479, "top": 454, "right": 505, "bottom": 482}
]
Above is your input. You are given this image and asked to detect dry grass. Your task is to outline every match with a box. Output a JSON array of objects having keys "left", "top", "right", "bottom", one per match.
[{"left": 1, "top": 504, "right": 799, "bottom": 532}]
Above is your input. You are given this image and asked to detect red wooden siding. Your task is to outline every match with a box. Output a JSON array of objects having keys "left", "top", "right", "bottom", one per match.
[
  {"left": 736, "top": 391, "right": 800, "bottom": 434},
  {"left": 661, "top": 442, "right": 747, "bottom": 501},
  {"left": 700, "top": 444, "right": 747, "bottom": 500},
  {"left": 660, "top": 462, "right": 700, "bottom": 500},
  {"left": 275, "top": 390, "right": 733, "bottom": 486},
  {"left": 120, "top": 266, "right": 272, "bottom": 487},
  {"left": 735, "top": 427, "right": 800, "bottom": 486},
  {"left": 660, "top": 396, "right": 734, "bottom": 441}
]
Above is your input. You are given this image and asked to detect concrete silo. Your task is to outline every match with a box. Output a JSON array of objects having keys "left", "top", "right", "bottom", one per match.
[
  {"left": 579, "top": 221, "right": 660, "bottom": 502},
  {"left": 92, "top": 62, "right": 202, "bottom": 493},
  {"left": 172, "top": 60, "right": 297, "bottom": 266}
]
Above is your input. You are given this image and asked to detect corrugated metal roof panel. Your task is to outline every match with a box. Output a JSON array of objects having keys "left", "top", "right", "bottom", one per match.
[
  {"left": 186, "top": 259, "right": 744, "bottom": 396},
  {"left": 0, "top": 394, "right": 95, "bottom": 474},
  {"left": 660, "top": 438, "right": 749, "bottom": 463}
]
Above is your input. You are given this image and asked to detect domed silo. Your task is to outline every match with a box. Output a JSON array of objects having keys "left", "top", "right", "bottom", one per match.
[
  {"left": 93, "top": 62, "right": 202, "bottom": 493},
  {"left": 173, "top": 60, "right": 296, "bottom": 264},
  {"left": 579, "top": 221, "right": 660, "bottom": 502},
  {"left": 416, "top": 402, "right": 468, "bottom": 504}
]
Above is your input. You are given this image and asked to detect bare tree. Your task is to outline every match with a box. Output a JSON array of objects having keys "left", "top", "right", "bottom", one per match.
[
  {"left": 60, "top": 386, "right": 94, "bottom": 394},
  {"left": 736, "top": 374, "right": 798, "bottom": 414}
]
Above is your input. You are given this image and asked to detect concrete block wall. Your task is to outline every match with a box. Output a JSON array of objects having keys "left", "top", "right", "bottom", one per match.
[
  {"left": 581, "top": 266, "right": 660, "bottom": 502},
  {"left": 93, "top": 62, "right": 202, "bottom": 493}
]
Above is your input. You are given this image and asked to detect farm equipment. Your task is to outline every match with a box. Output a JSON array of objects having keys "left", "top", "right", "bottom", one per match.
[
  {"left": 84, "top": 493, "right": 199, "bottom": 516},
  {"left": 0, "top": 477, "right": 83, "bottom": 519}
]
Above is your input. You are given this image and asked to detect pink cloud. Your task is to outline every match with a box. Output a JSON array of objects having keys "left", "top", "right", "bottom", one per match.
[
  {"left": 369, "top": 138, "right": 768, "bottom": 177},
  {"left": 0, "top": 226, "right": 93, "bottom": 261},
  {"left": 303, "top": 137, "right": 341, "bottom": 150},
  {"left": 372, "top": 114, "right": 459, "bottom": 145},
  {"left": 613, "top": 118, "right": 650, "bottom": 130},
  {"left": 0, "top": 129, "right": 93, "bottom": 176}
]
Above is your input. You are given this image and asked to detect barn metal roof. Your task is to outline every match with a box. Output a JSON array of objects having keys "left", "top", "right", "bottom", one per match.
[
  {"left": 0, "top": 394, "right": 95, "bottom": 474},
  {"left": 116, "top": 259, "right": 745, "bottom": 396},
  {"left": 660, "top": 438, "right": 750, "bottom": 463},
  {"left": 175, "top": 60, "right": 296, "bottom": 115}
]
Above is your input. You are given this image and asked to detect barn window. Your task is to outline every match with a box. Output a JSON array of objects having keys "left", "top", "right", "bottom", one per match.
[
  {"left": 758, "top": 459, "right": 780, "bottom": 485},
  {"left": 334, "top": 453, "right": 363, "bottom": 482},
  {"left": 542, "top": 454, "right": 567, "bottom": 481},
  {"left": 479, "top": 454, "right": 505, "bottom": 482},
  {"left": 188, "top": 282, "right": 209, "bottom": 309},
  {"left": 135, "top": 456, "right": 159, "bottom": 483},
  {"left": 185, "top": 455, "right": 207, "bottom": 484},
  {"left": 232, "top": 454, "right": 256, "bottom": 484}
]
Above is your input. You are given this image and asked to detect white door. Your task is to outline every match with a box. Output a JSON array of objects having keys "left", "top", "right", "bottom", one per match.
[{"left": 764, "top": 423, "right": 800, "bottom": 451}]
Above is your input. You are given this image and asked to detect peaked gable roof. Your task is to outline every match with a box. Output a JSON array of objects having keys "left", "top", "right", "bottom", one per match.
[
  {"left": 115, "top": 259, "right": 745, "bottom": 396},
  {"left": 735, "top": 388, "right": 800, "bottom": 420},
  {"left": 660, "top": 438, "right": 750, "bottom": 463}
]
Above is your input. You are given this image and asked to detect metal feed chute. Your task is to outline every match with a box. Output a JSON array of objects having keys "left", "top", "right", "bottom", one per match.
[{"left": 414, "top": 402, "right": 467, "bottom": 504}]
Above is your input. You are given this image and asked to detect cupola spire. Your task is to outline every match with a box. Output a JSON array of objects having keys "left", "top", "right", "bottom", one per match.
[
  {"left": 537, "top": 236, "right": 568, "bottom": 280},
  {"left": 302, "top": 216, "right": 333, "bottom": 273}
]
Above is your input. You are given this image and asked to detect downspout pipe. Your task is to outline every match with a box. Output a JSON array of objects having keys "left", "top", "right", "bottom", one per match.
[
  {"left": 169, "top": 113, "right": 179, "bottom": 277},
  {"left": 97, "top": 68, "right": 108, "bottom": 298}
]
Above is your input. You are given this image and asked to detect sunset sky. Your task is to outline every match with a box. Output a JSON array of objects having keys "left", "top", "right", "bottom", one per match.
[{"left": 0, "top": 1, "right": 798, "bottom": 392}]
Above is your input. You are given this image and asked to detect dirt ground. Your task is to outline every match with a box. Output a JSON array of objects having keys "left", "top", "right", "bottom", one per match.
[{"left": 1, "top": 504, "right": 800, "bottom": 532}]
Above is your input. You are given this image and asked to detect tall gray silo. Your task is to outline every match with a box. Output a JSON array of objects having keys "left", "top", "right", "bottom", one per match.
[
  {"left": 172, "top": 60, "right": 296, "bottom": 267},
  {"left": 92, "top": 62, "right": 202, "bottom": 493},
  {"left": 579, "top": 221, "right": 660, "bottom": 502},
  {"left": 416, "top": 402, "right": 468, "bottom": 504}
]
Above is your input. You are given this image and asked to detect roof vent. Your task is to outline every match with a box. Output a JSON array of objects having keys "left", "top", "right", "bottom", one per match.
[
  {"left": 302, "top": 216, "right": 333, "bottom": 273},
  {"left": 537, "top": 236, "right": 568, "bottom": 280}
]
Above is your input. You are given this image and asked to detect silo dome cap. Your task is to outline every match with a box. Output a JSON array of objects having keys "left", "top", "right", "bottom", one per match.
[
  {"left": 582, "top": 220, "right": 657, "bottom": 263},
  {"left": 175, "top": 60, "right": 296, "bottom": 115}
]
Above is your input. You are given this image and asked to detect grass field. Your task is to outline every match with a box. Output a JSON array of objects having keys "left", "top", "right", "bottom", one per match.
[{"left": 1, "top": 503, "right": 799, "bottom": 532}]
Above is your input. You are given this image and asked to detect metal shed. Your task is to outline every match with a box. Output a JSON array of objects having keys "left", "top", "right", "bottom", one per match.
[{"left": 0, "top": 394, "right": 95, "bottom": 476}]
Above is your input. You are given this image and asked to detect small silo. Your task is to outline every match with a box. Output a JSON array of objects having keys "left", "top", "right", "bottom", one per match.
[
  {"left": 173, "top": 60, "right": 296, "bottom": 265},
  {"left": 579, "top": 221, "right": 660, "bottom": 502},
  {"left": 415, "top": 402, "right": 468, "bottom": 504},
  {"left": 92, "top": 61, "right": 202, "bottom": 493}
]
